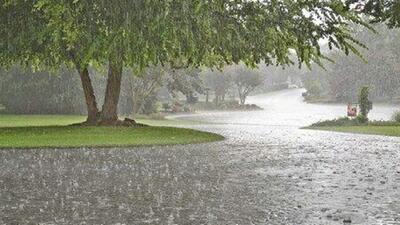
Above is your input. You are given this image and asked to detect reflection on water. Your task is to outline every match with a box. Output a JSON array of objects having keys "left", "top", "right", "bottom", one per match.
[{"left": 1, "top": 89, "right": 400, "bottom": 224}]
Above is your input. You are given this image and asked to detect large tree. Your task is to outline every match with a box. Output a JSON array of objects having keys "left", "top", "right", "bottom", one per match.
[{"left": 1, "top": 0, "right": 368, "bottom": 125}]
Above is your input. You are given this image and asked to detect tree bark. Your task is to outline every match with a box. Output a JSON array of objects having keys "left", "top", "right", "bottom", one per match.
[
  {"left": 205, "top": 89, "right": 209, "bottom": 103},
  {"left": 100, "top": 56, "right": 123, "bottom": 122},
  {"left": 78, "top": 67, "right": 99, "bottom": 124},
  {"left": 238, "top": 87, "right": 245, "bottom": 105}
]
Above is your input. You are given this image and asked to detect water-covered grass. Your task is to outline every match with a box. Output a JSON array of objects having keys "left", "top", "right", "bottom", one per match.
[
  {"left": 0, "top": 114, "right": 223, "bottom": 149},
  {"left": 309, "top": 125, "right": 400, "bottom": 137}
]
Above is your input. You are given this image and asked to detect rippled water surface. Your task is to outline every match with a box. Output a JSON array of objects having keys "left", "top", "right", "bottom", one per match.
[{"left": 1, "top": 89, "right": 400, "bottom": 225}]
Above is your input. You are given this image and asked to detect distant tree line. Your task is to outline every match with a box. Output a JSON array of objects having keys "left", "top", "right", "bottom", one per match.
[
  {"left": 302, "top": 24, "right": 400, "bottom": 102},
  {"left": 0, "top": 66, "right": 85, "bottom": 114},
  {"left": 0, "top": 64, "right": 266, "bottom": 115}
]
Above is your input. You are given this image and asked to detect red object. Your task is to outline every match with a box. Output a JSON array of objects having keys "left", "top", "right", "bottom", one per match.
[{"left": 347, "top": 103, "right": 357, "bottom": 117}]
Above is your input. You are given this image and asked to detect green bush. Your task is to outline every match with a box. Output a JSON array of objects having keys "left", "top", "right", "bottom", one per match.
[
  {"left": 356, "top": 114, "right": 368, "bottom": 124},
  {"left": 310, "top": 117, "right": 355, "bottom": 127},
  {"left": 162, "top": 103, "right": 171, "bottom": 112},
  {"left": 359, "top": 86, "right": 373, "bottom": 118},
  {"left": 309, "top": 117, "right": 400, "bottom": 127},
  {"left": 141, "top": 94, "right": 159, "bottom": 115},
  {"left": 392, "top": 111, "right": 400, "bottom": 122}
]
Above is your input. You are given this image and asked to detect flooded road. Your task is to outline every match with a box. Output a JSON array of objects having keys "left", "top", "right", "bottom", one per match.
[{"left": 1, "top": 89, "right": 400, "bottom": 224}]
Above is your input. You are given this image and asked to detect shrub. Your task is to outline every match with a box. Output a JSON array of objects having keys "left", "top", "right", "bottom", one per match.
[
  {"left": 310, "top": 117, "right": 354, "bottom": 127},
  {"left": 162, "top": 103, "right": 171, "bottom": 112},
  {"left": 359, "top": 86, "right": 372, "bottom": 118},
  {"left": 356, "top": 114, "right": 368, "bottom": 124},
  {"left": 392, "top": 111, "right": 400, "bottom": 122},
  {"left": 141, "top": 94, "right": 159, "bottom": 115}
]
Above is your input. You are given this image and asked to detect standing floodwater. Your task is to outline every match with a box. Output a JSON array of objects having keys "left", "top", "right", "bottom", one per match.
[{"left": 1, "top": 89, "right": 400, "bottom": 224}]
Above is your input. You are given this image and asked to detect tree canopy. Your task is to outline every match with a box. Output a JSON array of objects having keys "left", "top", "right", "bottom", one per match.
[
  {"left": 2, "top": 0, "right": 370, "bottom": 68},
  {"left": 301, "top": 23, "right": 400, "bottom": 102},
  {"left": 349, "top": 0, "right": 400, "bottom": 28}
]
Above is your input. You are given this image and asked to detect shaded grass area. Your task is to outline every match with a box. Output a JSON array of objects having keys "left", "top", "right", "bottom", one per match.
[
  {"left": 0, "top": 114, "right": 200, "bottom": 127},
  {"left": 0, "top": 115, "right": 86, "bottom": 127},
  {"left": 308, "top": 125, "right": 400, "bottom": 137},
  {"left": 0, "top": 114, "right": 223, "bottom": 149}
]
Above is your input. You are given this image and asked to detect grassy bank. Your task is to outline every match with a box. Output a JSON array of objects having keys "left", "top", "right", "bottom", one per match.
[
  {"left": 0, "top": 114, "right": 223, "bottom": 149},
  {"left": 306, "top": 117, "right": 400, "bottom": 137},
  {"left": 0, "top": 114, "right": 201, "bottom": 127}
]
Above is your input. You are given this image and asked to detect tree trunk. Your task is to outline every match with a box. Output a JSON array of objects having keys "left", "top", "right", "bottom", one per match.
[
  {"left": 132, "top": 94, "right": 143, "bottom": 115},
  {"left": 100, "top": 56, "right": 123, "bottom": 122},
  {"left": 78, "top": 67, "right": 99, "bottom": 124},
  {"left": 238, "top": 88, "right": 245, "bottom": 105},
  {"left": 240, "top": 97, "right": 246, "bottom": 105}
]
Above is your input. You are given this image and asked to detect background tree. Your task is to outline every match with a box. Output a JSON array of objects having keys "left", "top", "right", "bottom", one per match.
[
  {"left": 122, "top": 66, "right": 164, "bottom": 115},
  {"left": 358, "top": 86, "right": 373, "bottom": 121},
  {"left": 201, "top": 69, "right": 232, "bottom": 105},
  {"left": 350, "top": 0, "right": 400, "bottom": 28},
  {"left": 1, "top": 0, "right": 371, "bottom": 125},
  {"left": 225, "top": 65, "right": 264, "bottom": 105},
  {"left": 0, "top": 66, "right": 85, "bottom": 114},
  {"left": 166, "top": 68, "right": 203, "bottom": 104},
  {"left": 301, "top": 24, "right": 400, "bottom": 102}
]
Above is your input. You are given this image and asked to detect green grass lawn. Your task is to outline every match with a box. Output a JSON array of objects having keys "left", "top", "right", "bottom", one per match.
[
  {"left": 0, "top": 114, "right": 200, "bottom": 127},
  {"left": 0, "top": 114, "right": 223, "bottom": 149},
  {"left": 308, "top": 125, "right": 400, "bottom": 137}
]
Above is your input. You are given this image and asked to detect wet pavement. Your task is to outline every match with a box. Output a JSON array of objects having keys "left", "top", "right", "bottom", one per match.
[{"left": 1, "top": 89, "right": 400, "bottom": 224}]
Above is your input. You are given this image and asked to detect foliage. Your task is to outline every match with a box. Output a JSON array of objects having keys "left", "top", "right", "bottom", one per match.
[
  {"left": 302, "top": 24, "right": 400, "bottom": 103},
  {"left": 226, "top": 64, "right": 264, "bottom": 105},
  {"left": 120, "top": 66, "right": 164, "bottom": 115},
  {"left": 304, "top": 80, "right": 323, "bottom": 98},
  {"left": 309, "top": 116, "right": 400, "bottom": 127},
  {"left": 201, "top": 68, "right": 233, "bottom": 105},
  {"left": 165, "top": 67, "right": 203, "bottom": 104},
  {"left": 0, "top": 66, "right": 85, "bottom": 114},
  {"left": 201, "top": 64, "right": 264, "bottom": 105},
  {"left": 358, "top": 86, "right": 373, "bottom": 118},
  {"left": 391, "top": 111, "right": 400, "bottom": 122},
  {"left": 162, "top": 103, "right": 171, "bottom": 112},
  {"left": 141, "top": 93, "right": 159, "bottom": 115},
  {"left": 2, "top": 0, "right": 369, "bottom": 70},
  {"left": 310, "top": 117, "right": 361, "bottom": 127},
  {"left": 350, "top": 0, "right": 400, "bottom": 28},
  {"left": 356, "top": 114, "right": 369, "bottom": 123},
  {"left": 0, "top": 0, "right": 376, "bottom": 122},
  {"left": 194, "top": 100, "right": 262, "bottom": 111}
]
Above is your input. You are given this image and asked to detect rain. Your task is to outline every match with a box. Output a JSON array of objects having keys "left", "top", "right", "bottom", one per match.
[{"left": 1, "top": 1, "right": 400, "bottom": 224}]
